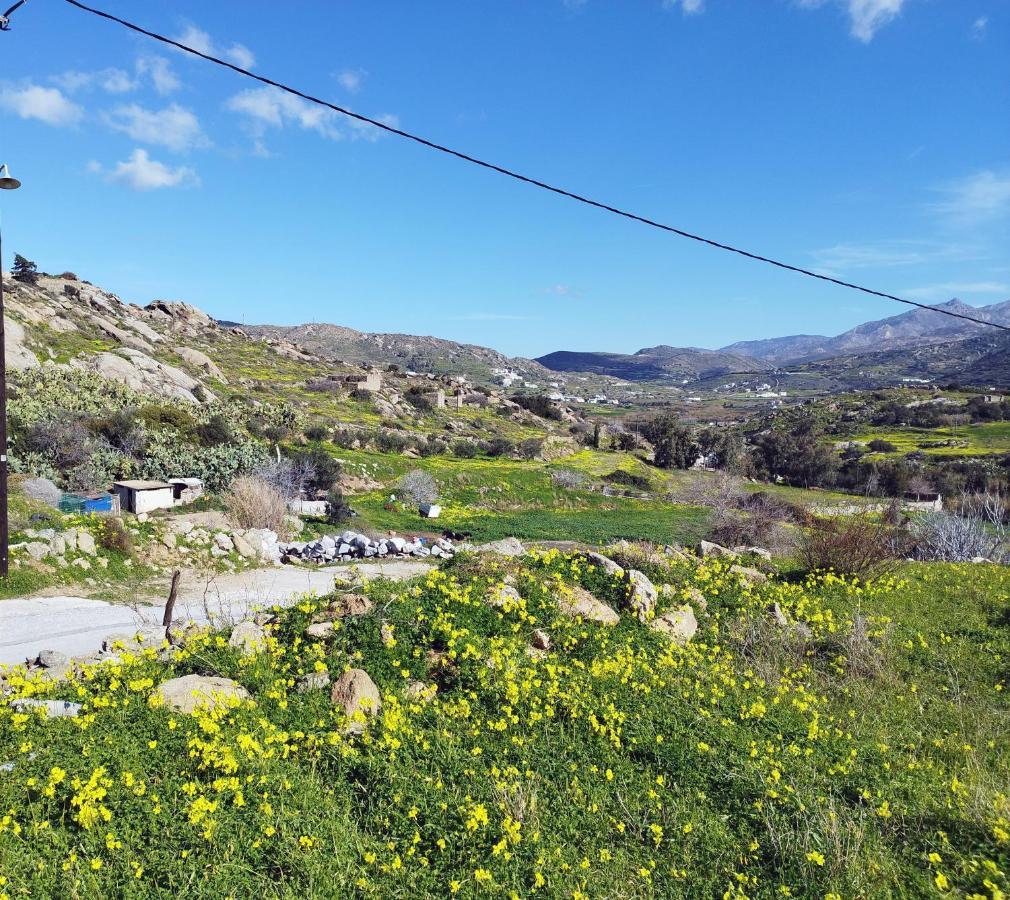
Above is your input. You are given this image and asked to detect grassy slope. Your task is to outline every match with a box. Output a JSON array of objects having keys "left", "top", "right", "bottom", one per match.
[
  {"left": 1, "top": 554, "right": 1008, "bottom": 897},
  {"left": 847, "top": 422, "right": 1010, "bottom": 457}
]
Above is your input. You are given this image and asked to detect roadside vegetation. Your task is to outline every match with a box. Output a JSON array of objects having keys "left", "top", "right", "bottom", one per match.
[{"left": 1, "top": 549, "right": 1008, "bottom": 897}]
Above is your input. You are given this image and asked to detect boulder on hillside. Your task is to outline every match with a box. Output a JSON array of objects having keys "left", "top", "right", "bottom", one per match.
[
  {"left": 475, "top": 537, "right": 525, "bottom": 557},
  {"left": 649, "top": 605, "right": 698, "bottom": 645},
  {"left": 228, "top": 621, "right": 266, "bottom": 655},
  {"left": 557, "top": 586, "right": 620, "bottom": 626},
  {"left": 697, "top": 541, "right": 738, "bottom": 560},
  {"left": 622, "top": 569, "right": 657, "bottom": 623},
  {"left": 177, "top": 346, "right": 227, "bottom": 382},
  {"left": 331, "top": 668, "right": 382, "bottom": 732},
  {"left": 730, "top": 564, "right": 768, "bottom": 585},
  {"left": 152, "top": 674, "right": 250, "bottom": 714},
  {"left": 579, "top": 551, "right": 624, "bottom": 578},
  {"left": 73, "top": 348, "right": 211, "bottom": 404},
  {"left": 4, "top": 318, "right": 39, "bottom": 371}
]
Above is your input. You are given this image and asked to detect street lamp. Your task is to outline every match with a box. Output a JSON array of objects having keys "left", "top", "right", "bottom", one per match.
[{"left": 0, "top": 163, "right": 22, "bottom": 577}]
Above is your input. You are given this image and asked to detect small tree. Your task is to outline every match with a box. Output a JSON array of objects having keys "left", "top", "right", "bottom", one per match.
[
  {"left": 12, "top": 254, "right": 39, "bottom": 284},
  {"left": 325, "top": 487, "right": 353, "bottom": 525},
  {"left": 396, "top": 469, "right": 438, "bottom": 506}
]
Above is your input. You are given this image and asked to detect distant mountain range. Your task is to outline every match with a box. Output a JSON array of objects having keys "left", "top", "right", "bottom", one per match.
[{"left": 536, "top": 298, "right": 1010, "bottom": 382}]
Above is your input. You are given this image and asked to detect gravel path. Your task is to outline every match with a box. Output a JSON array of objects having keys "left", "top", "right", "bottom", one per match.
[{"left": 0, "top": 560, "right": 432, "bottom": 667}]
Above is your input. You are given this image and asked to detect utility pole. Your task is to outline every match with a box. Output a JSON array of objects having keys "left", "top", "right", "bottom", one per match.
[{"left": 0, "top": 163, "right": 23, "bottom": 577}]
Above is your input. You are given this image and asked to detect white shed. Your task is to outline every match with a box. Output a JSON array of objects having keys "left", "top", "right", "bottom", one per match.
[{"left": 113, "top": 480, "right": 175, "bottom": 514}]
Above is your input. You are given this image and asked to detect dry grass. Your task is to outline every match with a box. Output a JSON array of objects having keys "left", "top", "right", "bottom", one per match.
[{"left": 224, "top": 475, "right": 290, "bottom": 536}]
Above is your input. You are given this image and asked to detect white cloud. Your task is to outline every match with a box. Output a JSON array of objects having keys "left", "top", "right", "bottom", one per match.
[
  {"left": 847, "top": 0, "right": 904, "bottom": 41},
  {"left": 663, "top": 0, "right": 704, "bottom": 13},
  {"left": 811, "top": 241, "right": 928, "bottom": 269},
  {"left": 136, "top": 56, "right": 180, "bottom": 95},
  {"left": 52, "top": 67, "right": 137, "bottom": 94},
  {"left": 0, "top": 82, "right": 83, "bottom": 126},
  {"left": 903, "top": 281, "right": 1010, "bottom": 301},
  {"left": 971, "top": 16, "right": 988, "bottom": 39},
  {"left": 544, "top": 285, "right": 575, "bottom": 296},
  {"left": 798, "top": 0, "right": 906, "bottom": 42},
  {"left": 227, "top": 86, "right": 341, "bottom": 139},
  {"left": 105, "top": 103, "right": 206, "bottom": 152},
  {"left": 932, "top": 170, "right": 1010, "bottom": 226},
  {"left": 227, "top": 86, "right": 398, "bottom": 143},
  {"left": 103, "top": 149, "right": 199, "bottom": 191},
  {"left": 336, "top": 69, "right": 365, "bottom": 93},
  {"left": 177, "top": 24, "right": 255, "bottom": 69}
]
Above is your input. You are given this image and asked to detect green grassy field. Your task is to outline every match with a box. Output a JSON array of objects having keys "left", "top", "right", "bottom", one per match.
[
  {"left": 848, "top": 422, "right": 1010, "bottom": 457},
  {"left": 2, "top": 552, "right": 1008, "bottom": 897}
]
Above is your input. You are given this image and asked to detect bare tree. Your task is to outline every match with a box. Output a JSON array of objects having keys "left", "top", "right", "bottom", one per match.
[
  {"left": 254, "top": 456, "right": 316, "bottom": 500},
  {"left": 911, "top": 491, "right": 1008, "bottom": 563},
  {"left": 396, "top": 470, "right": 438, "bottom": 505}
]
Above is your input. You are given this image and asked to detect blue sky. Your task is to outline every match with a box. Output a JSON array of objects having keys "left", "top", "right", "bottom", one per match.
[{"left": 1, "top": 0, "right": 1008, "bottom": 357}]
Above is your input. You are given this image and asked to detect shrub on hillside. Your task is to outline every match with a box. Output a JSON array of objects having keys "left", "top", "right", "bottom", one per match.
[
  {"left": 349, "top": 388, "right": 373, "bottom": 403},
  {"left": 603, "top": 469, "right": 650, "bottom": 491},
  {"left": 196, "top": 414, "right": 233, "bottom": 447},
  {"left": 23, "top": 419, "right": 93, "bottom": 471},
  {"left": 552, "top": 469, "right": 587, "bottom": 489},
  {"left": 868, "top": 438, "right": 897, "bottom": 453},
  {"left": 325, "top": 488, "right": 353, "bottom": 525},
  {"left": 798, "top": 514, "right": 897, "bottom": 579},
  {"left": 452, "top": 440, "right": 477, "bottom": 459},
  {"left": 484, "top": 437, "right": 514, "bottom": 458},
  {"left": 911, "top": 493, "right": 1008, "bottom": 563},
  {"left": 396, "top": 470, "right": 438, "bottom": 506},
  {"left": 97, "top": 518, "right": 134, "bottom": 555},
  {"left": 224, "top": 476, "right": 290, "bottom": 535},
  {"left": 518, "top": 438, "right": 544, "bottom": 461},
  {"left": 304, "top": 424, "right": 329, "bottom": 442},
  {"left": 511, "top": 394, "right": 562, "bottom": 421}
]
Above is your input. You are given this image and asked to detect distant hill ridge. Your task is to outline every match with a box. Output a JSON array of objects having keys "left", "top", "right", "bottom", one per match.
[{"left": 536, "top": 297, "right": 1010, "bottom": 380}]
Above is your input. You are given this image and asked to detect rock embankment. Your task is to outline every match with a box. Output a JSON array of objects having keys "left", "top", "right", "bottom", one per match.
[{"left": 279, "top": 530, "right": 455, "bottom": 564}]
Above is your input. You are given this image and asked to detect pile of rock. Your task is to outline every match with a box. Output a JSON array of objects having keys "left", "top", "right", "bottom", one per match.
[{"left": 279, "top": 530, "right": 455, "bottom": 564}]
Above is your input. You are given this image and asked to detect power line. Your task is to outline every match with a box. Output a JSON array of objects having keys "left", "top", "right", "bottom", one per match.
[{"left": 22, "top": 0, "right": 1010, "bottom": 336}]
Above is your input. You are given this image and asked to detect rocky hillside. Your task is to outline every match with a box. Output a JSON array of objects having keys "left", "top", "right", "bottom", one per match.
[
  {"left": 233, "top": 320, "right": 551, "bottom": 386},
  {"left": 536, "top": 345, "right": 767, "bottom": 382}
]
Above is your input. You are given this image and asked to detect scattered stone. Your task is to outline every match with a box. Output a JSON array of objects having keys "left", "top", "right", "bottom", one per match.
[
  {"left": 76, "top": 531, "right": 97, "bottom": 556},
  {"left": 228, "top": 621, "right": 266, "bottom": 654},
  {"left": 305, "top": 621, "right": 336, "bottom": 640},
  {"left": 685, "top": 586, "right": 708, "bottom": 612},
  {"left": 331, "top": 669, "right": 381, "bottom": 732},
  {"left": 623, "top": 569, "right": 657, "bottom": 623},
  {"left": 161, "top": 532, "right": 178, "bottom": 550},
  {"left": 697, "top": 541, "right": 737, "bottom": 560},
  {"left": 296, "top": 671, "right": 331, "bottom": 693},
  {"left": 214, "top": 532, "right": 235, "bottom": 552},
  {"left": 36, "top": 649, "right": 69, "bottom": 669},
  {"left": 231, "top": 532, "right": 257, "bottom": 559},
  {"left": 769, "top": 602, "right": 790, "bottom": 628},
  {"left": 734, "top": 546, "right": 772, "bottom": 561},
  {"left": 72, "top": 557, "right": 91, "bottom": 571},
  {"left": 404, "top": 680, "right": 434, "bottom": 701},
  {"left": 730, "top": 564, "right": 768, "bottom": 585},
  {"left": 475, "top": 537, "right": 525, "bottom": 557},
  {"left": 487, "top": 584, "right": 522, "bottom": 608},
  {"left": 11, "top": 699, "right": 82, "bottom": 719},
  {"left": 531, "top": 629, "right": 551, "bottom": 651},
  {"left": 580, "top": 551, "right": 624, "bottom": 578},
  {"left": 380, "top": 621, "right": 395, "bottom": 647},
  {"left": 152, "top": 675, "right": 250, "bottom": 714},
  {"left": 328, "top": 593, "right": 373, "bottom": 618},
  {"left": 649, "top": 605, "right": 698, "bottom": 645},
  {"left": 557, "top": 586, "right": 620, "bottom": 626},
  {"left": 23, "top": 542, "right": 49, "bottom": 561}
]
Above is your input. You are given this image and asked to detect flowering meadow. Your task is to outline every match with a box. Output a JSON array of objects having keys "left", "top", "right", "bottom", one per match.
[{"left": 1, "top": 548, "right": 1008, "bottom": 898}]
